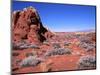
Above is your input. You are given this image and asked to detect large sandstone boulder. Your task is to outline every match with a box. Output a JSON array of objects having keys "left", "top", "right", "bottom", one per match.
[{"left": 12, "top": 6, "right": 53, "bottom": 45}]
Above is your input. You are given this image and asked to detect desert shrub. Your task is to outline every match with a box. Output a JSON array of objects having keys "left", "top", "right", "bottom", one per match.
[
  {"left": 12, "top": 42, "right": 19, "bottom": 50},
  {"left": 79, "top": 33, "right": 94, "bottom": 44},
  {"left": 86, "top": 32, "right": 96, "bottom": 40},
  {"left": 87, "top": 32, "right": 96, "bottom": 42},
  {"left": 19, "top": 44, "right": 39, "bottom": 49},
  {"left": 13, "top": 41, "right": 39, "bottom": 50},
  {"left": 52, "top": 43, "right": 61, "bottom": 49},
  {"left": 26, "top": 53, "right": 34, "bottom": 57},
  {"left": 43, "top": 40, "right": 49, "bottom": 46},
  {"left": 65, "top": 33, "right": 77, "bottom": 39},
  {"left": 85, "top": 44, "right": 95, "bottom": 52},
  {"left": 12, "top": 41, "right": 26, "bottom": 48},
  {"left": 16, "top": 59, "right": 22, "bottom": 65},
  {"left": 65, "top": 35, "right": 72, "bottom": 39},
  {"left": 64, "top": 42, "right": 71, "bottom": 46},
  {"left": 78, "top": 33, "right": 96, "bottom": 52},
  {"left": 45, "top": 48, "right": 72, "bottom": 57},
  {"left": 79, "top": 36, "right": 89, "bottom": 43},
  {"left": 75, "top": 34, "right": 81, "bottom": 38},
  {"left": 79, "top": 42, "right": 95, "bottom": 52},
  {"left": 20, "top": 56, "right": 41, "bottom": 67},
  {"left": 77, "top": 55, "right": 96, "bottom": 69}
]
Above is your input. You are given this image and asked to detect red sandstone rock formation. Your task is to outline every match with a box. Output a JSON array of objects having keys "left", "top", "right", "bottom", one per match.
[{"left": 12, "top": 6, "right": 53, "bottom": 44}]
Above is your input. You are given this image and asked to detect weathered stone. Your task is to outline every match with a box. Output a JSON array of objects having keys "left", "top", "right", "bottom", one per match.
[{"left": 12, "top": 6, "right": 53, "bottom": 44}]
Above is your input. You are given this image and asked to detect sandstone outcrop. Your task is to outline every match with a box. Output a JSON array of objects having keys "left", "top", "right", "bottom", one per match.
[{"left": 12, "top": 6, "right": 53, "bottom": 45}]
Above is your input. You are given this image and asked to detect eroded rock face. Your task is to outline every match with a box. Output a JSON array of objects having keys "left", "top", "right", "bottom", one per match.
[{"left": 12, "top": 6, "right": 53, "bottom": 45}]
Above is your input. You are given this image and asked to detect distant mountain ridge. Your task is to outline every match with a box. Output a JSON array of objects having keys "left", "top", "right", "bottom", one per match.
[{"left": 75, "top": 29, "right": 95, "bottom": 32}]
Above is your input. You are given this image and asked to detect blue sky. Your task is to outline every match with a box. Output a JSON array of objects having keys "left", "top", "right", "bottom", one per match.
[{"left": 12, "top": 1, "right": 96, "bottom": 32}]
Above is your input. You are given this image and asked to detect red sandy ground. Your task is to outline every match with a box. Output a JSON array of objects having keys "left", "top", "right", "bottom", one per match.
[{"left": 12, "top": 32, "right": 96, "bottom": 74}]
